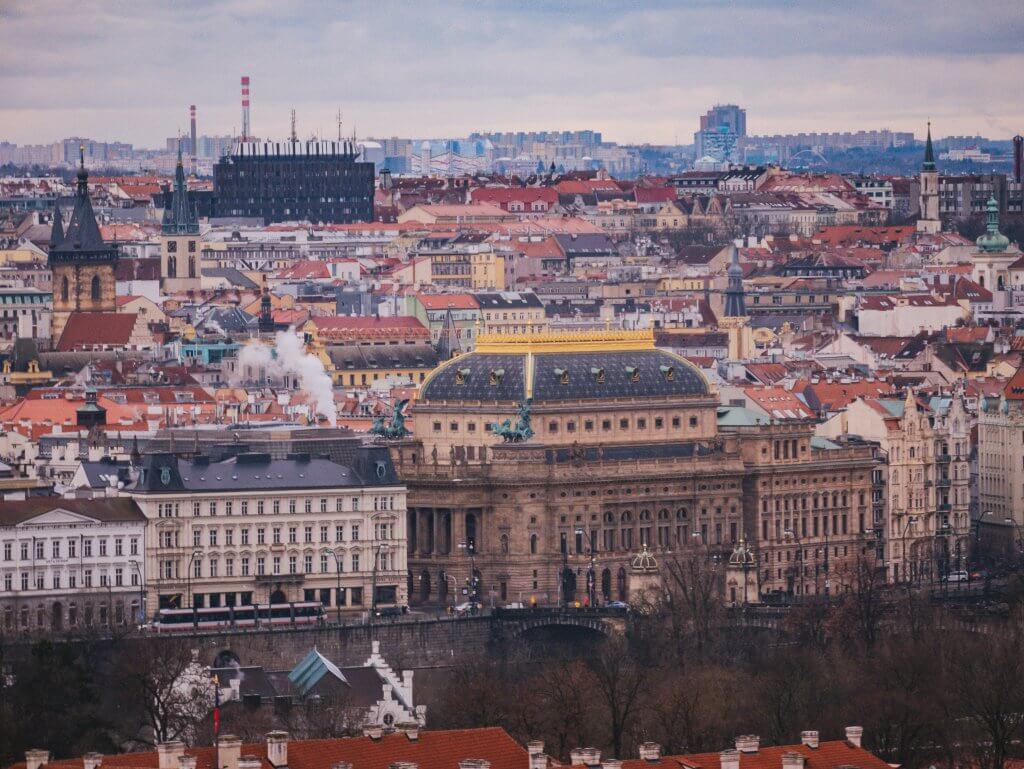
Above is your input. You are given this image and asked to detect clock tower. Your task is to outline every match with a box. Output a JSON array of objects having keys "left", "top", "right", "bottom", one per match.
[
  {"left": 48, "top": 147, "right": 118, "bottom": 340},
  {"left": 160, "top": 142, "right": 201, "bottom": 292}
]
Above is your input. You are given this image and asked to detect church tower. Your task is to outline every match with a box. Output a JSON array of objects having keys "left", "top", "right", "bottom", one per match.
[
  {"left": 48, "top": 147, "right": 118, "bottom": 340},
  {"left": 917, "top": 122, "right": 941, "bottom": 234},
  {"left": 719, "top": 244, "right": 753, "bottom": 360},
  {"left": 160, "top": 141, "right": 201, "bottom": 293}
]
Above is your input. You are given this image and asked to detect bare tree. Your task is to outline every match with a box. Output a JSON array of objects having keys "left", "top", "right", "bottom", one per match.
[
  {"left": 587, "top": 637, "right": 648, "bottom": 759},
  {"left": 660, "top": 547, "right": 722, "bottom": 657}
]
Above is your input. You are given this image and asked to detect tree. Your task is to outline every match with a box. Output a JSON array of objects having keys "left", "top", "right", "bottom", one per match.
[
  {"left": 586, "top": 637, "right": 648, "bottom": 759},
  {"left": 115, "top": 638, "right": 214, "bottom": 746},
  {"left": 659, "top": 546, "right": 722, "bottom": 657}
]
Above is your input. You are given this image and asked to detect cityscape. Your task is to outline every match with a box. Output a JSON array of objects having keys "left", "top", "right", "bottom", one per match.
[{"left": 1, "top": 3, "right": 1024, "bottom": 769}]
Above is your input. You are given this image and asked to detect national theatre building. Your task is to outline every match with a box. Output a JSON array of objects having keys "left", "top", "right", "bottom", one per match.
[{"left": 391, "top": 330, "right": 880, "bottom": 607}]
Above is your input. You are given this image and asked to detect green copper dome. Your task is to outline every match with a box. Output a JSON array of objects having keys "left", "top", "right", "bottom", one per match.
[{"left": 976, "top": 197, "right": 1010, "bottom": 253}]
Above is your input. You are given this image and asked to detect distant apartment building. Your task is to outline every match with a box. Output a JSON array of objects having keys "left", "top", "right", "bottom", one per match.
[{"left": 213, "top": 140, "right": 374, "bottom": 225}]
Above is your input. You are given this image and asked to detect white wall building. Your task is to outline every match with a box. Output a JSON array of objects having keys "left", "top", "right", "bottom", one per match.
[{"left": 0, "top": 498, "right": 147, "bottom": 633}]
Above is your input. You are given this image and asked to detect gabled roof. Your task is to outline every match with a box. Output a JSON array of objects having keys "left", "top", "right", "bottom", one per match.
[
  {"left": 56, "top": 313, "right": 139, "bottom": 352},
  {"left": 288, "top": 648, "right": 348, "bottom": 695},
  {"left": 0, "top": 498, "right": 145, "bottom": 527}
]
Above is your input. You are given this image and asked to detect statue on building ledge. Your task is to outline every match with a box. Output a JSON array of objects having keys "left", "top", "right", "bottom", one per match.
[{"left": 490, "top": 398, "right": 534, "bottom": 443}]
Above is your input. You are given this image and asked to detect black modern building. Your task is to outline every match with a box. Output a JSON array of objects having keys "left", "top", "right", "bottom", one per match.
[{"left": 213, "top": 140, "right": 374, "bottom": 225}]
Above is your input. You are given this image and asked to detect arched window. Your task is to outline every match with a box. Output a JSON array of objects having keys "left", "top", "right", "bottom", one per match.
[
  {"left": 167, "top": 254, "right": 177, "bottom": 278},
  {"left": 530, "top": 534, "right": 538, "bottom": 555},
  {"left": 90, "top": 274, "right": 101, "bottom": 302},
  {"left": 188, "top": 256, "right": 196, "bottom": 279},
  {"left": 61, "top": 276, "right": 69, "bottom": 302},
  {"left": 500, "top": 533, "right": 509, "bottom": 555},
  {"left": 601, "top": 568, "right": 612, "bottom": 600},
  {"left": 617, "top": 567, "right": 628, "bottom": 601}
]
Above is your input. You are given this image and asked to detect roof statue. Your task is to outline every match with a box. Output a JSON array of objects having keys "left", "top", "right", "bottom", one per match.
[
  {"left": 490, "top": 398, "right": 534, "bottom": 443},
  {"left": 976, "top": 197, "right": 1011, "bottom": 253},
  {"left": 369, "top": 399, "right": 411, "bottom": 440}
]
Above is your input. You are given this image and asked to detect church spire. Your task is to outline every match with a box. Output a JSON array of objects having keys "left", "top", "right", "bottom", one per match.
[
  {"left": 723, "top": 244, "right": 746, "bottom": 318},
  {"left": 162, "top": 136, "right": 199, "bottom": 236},
  {"left": 49, "top": 201, "right": 64, "bottom": 249},
  {"left": 923, "top": 121, "right": 936, "bottom": 171}
]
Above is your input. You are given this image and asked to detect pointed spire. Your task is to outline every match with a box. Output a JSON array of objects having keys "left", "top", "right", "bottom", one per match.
[
  {"left": 923, "top": 121, "right": 936, "bottom": 171},
  {"left": 76, "top": 144, "right": 89, "bottom": 197},
  {"left": 724, "top": 243, "right": 746, "bottom": 318},
  {"left": 49, "top": 201, "right": 64, "bottom": 249}
]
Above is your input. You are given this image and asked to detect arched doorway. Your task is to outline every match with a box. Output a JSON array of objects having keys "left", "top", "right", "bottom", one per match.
[
  {"left": 51, "top": 602, "right": 63, "bottom": 631},
  {"left": 439, "top": 570, "right": 449, "bottom": 603},
  {"left": 465, "top": 513, "right": 478, "bottom": 552},
  {"left": 617, "top": 567, "right": 628, "bottom": 601},
  {"left": 561, "top": 566, "right": 576, "bottom": 604},
  {"left": 269, "top": 588, "right": 287, "bottom": 604},
  {"left": 601, "top": 568, "right": 612, "bottom": 601},
  {"left": 419, "top": 569, "right": 431, "bottom": 602}
]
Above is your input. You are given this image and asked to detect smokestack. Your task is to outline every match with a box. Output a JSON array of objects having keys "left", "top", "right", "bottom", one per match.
[
  {"left": 190, "top": 105, "right": 197, "bottom": 160},
  {"left": 1014, "top": 135, "right": 1023, "bottom": 184},
  {"left": 241, "top": 76, "right": 251, "bottom": 141}
]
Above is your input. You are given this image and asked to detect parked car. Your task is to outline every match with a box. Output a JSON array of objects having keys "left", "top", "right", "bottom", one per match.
[
  {"left": 605, "top": 600, "right": 630, "bottom": 610},
  {"left": 943, "top": 570, "right": 970, "bottom": 583},
  {"left": 454, "top": 601, "right": 482, "bottom": 616},
  {"left": 374, "top": 606, "right": 407, "bottom": 618},
  {"left": 504, "top": 602, "right": 525, "bottom": 609}
]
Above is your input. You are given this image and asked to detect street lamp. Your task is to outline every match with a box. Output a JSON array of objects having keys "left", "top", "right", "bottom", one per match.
[
  {"left": 327, "top": 548, "right": 345, "bottom": 623},
  {"left": 186, "top": 549, "right": 203, "bottom": 611},
  {"left": 370, "top": 542, "right": 391, "bottom": 622},
  {"left": 128, "top": 559, "right": 145, "bottom": 625}
]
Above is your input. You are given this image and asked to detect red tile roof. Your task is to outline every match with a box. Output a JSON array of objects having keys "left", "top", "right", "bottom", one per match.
[
  {"left": 416, "top": 293, "right": 480, "bottom": 311},
  {"left": 600, "top": 739, "right": 891, "bottom": 769},
  {"left": 17, "top": 728, "right": 527, "bottom": 769},
  {"left": 56, "top": 313, "right": 139, "bottom": 352},
  {"left": 1005, "top": 365, "right": 1024, "bottom": 401}
]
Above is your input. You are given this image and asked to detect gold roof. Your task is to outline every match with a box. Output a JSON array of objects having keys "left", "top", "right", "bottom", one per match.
[{"left": 474, "top": 328, "right": 655, "bottom": 354}]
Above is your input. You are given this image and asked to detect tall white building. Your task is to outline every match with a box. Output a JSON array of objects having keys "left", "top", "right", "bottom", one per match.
[
  {"left": 978, "top": 366, "right": 1024, "bottom": 527},
  {"left": 0, "top": 498, "right": 147, "bottom": 633}
]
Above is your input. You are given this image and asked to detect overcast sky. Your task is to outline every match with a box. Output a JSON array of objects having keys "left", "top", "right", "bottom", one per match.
[{"left": 1, "top": 0, "right": 1022, "bottom": 148}]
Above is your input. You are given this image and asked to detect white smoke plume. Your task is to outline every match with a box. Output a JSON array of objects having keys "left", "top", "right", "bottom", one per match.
[{"left": 235, "top": 329, "right": 337, "bottom": 426}]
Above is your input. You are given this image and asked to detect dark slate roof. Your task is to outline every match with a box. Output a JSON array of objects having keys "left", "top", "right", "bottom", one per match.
[
  {"left": 132, "top": 451, "right": 398, "bottom": 494},
  {"left": 420, "top": 348, "right": 709, "bottom": 402},
  {"left": 49, "top": 163, "right": 117, "bottom": 264},
  {"left": 0, "top": 498, "right": 145, "bottom": 527},
  {"left": 201, "top": 268, "right": 260, "bottom": 289},
  {"left": 78, "top": 458, "right": 132, "bottom": 489},
  {"left": 325, "top": 343, "right": 438, "bottom": 371},
  {"left": 196, "top": 307, "right": 257, "bottom": 333},
  {"left": 474, "top": 291, "right": 544, "bottom": 309}
]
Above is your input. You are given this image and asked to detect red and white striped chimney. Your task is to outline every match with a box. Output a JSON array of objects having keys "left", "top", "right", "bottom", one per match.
[{"left": 241, "top": 76, "right": 251, "bottom": 141}]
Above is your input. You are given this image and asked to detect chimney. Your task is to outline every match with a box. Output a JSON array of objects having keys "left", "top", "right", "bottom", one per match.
[
  {"left": 83, "top": 754, "right": 103, "bottom": 769},
  {"left": 178, "top": 757, "right": 197, "bottom": 769},
  {"left": 527, "top": 742, "right": 546, "bottom": 769},
  {"left": 781, "top": 753, "right": 805, "bottom": 769},
  {"left": 800, "top": 731, "right": 819, "bottom": 749},
  {"left": 638, "top": 743, "right": 661, "bottom": 762},
  {"left": 239, "top": 759, "right": 262, "bottom": 769},
  {"left": 398, "top": 723, "right": 420, "bottom": 741},
  {"left": 241, "top": 76, "right": 251, "bottom": 142},
  {"left": 570, "top": 750, "right": 585, "bottom": 766},
  {"left": 720, "top": 749, "right": 740, "bottom": 769},
  {"left": 735, "top": 736, "right": 760, "bottom": 754},
  {"left": 267, "top": 731, "right": 288, "bottom": 767},
  {"left": 603, "top": 762, "right": 623, "bottom": 769},
  {"left": 25, "top": 751, "right": 50, "bottom": 769},
  {"left": 845, "top": 726, "right": 863, "bottom": 748},
  {"left": 390, "top": 764, "right": 418, "bottom": 769},
  {"left": 332, "top": 764, "right": 353, "bottom": 769},
  {"left": 218, "top": 735, "right": 242, "bottom": 769},
  {"left": 458, "top": 762, "right": 490, "bottom": 769},
  {"left": 157, "top": 743, "right": 185, "bottom": 769},
  {"left": 363, "top": 724, "right": 384, "bottom": 740},
  {"left": 580, "top": 749, "right": 601, "bottom": 767}
]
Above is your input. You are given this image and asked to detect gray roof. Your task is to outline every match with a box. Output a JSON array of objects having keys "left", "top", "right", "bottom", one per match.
[
  {"left": 132, "top": 451, "right": 399, "bottom": 494},
  {"left": 201, "top": 268, "right": 260, "bottom": 289},
  {"left": 0, "top": 498, "right": 145, "bottom": 527},
  {"left": 420, "top": 349, "right": 710, "bottom": 402},
  {"left": 326, "top": 343, "right": 438, "bottom": 372}
]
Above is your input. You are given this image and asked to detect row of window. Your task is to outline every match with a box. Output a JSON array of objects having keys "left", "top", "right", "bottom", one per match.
[
  {"left": 2, "top": 567, "right": 140, "bottom": 592},
  {"left": 158, "top": 495, "right": 398, "bottom": 519},
  {"left": 162, "top": 548, "right": 396, "bottom": 580},
  {"left": 3, "top": 600, "right": 139, "bottom": 631},
  {"left": 434, "top": 415, "right": 700, "bottom": 434},
  {"left": 158, "top": 521, "right": 398, "bottom": 549},
  {"left": 2, "top": 537, "right": 140, "bottom": 561}
]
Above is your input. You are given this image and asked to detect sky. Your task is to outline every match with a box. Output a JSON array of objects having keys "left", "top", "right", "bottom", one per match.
[{"left": 1, "top": 0, "right": 1022, "bottom": 148}]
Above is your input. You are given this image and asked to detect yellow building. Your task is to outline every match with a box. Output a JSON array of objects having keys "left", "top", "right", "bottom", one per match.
[{"left": 470, "top": 249, "right": 506, "bottom": 290}]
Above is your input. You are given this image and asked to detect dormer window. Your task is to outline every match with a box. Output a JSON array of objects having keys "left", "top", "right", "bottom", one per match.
[
  {"left": 489, "top": 368, "right": 505, "bottom": 386},
  {"left": 625, "top": 365, "right": 640, "bottom": 383},
  {"left": 455, "top": 367, "right": 471, "bottom": 385},
  {"left": 554, "top": 367, "right": 569, "bottom": 385},
  {"left": 660, "top": 365, "right": 675, "bottom": 382},
  {"left": 591, "top": 367, "right": 605, "bottom": 384}
]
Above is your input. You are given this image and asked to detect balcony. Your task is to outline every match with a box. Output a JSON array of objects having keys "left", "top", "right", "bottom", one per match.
[
  {"left": 938, "top": 503, "right": 952, "bottom": 513},
  {"left": 937, "top": 478, "right": 951, "bottom": 488},
  {"left": 936, "top": 454, "right": 951, "bottom": 463}
]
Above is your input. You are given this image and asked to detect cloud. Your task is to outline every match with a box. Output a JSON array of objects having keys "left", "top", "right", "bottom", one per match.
[{"left": 0, "top": 0, "right": 1021, "bottom": 147}]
